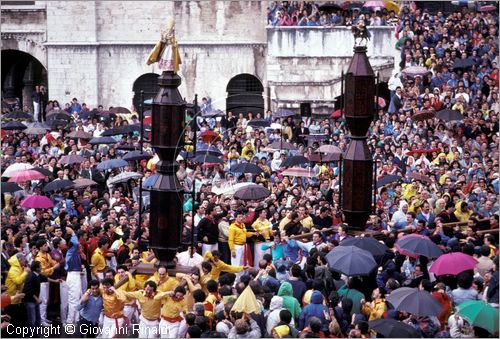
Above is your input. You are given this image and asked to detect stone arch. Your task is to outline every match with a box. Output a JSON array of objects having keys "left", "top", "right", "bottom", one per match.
[
  {"left": 132, "top": 73, "right": 160, "bottom": 111},
  {"left": 1, "top": 49, "right": 48, "bottom": 109},
  {"left": 1, "top": 34, "right": 47, "bottom": 70},
  {"left": 226, "top": 73, "right": 264, "bottom": 117}
]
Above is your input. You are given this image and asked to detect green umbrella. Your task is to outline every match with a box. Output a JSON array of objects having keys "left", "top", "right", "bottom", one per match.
[{"left": 456, "top": 300, "right": 499, "bottom": 334}]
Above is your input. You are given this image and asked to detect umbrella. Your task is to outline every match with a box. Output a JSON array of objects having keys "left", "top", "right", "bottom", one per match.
[
  {"left": 429, "top": 252, "right": 478, "bottom": 276},
  {"left": 307, "top": 153, "right": 340, "bottom": 163},
  {"left": 46, "top": 110, "right": 71, "bottom": 118},
  {"left": 193, "top": 154, "right": 224, "bottom": 165},
  {"left": 273, "top": 108, "right": 297, "bottom": 118},
  {"left": 363, "top": 1, "right": 386, "bottom": 9},
  {"left": 47, "top": 112, "right": 71, "bottom": 121},
  {"left": 456, "top": 300, "right": 499, "bottom": 334},
  {"left": 96, "top": 159, "right": 128, "bottom": 171},
  {"left": 375, "top": 96, "right": 386, "bottom": 108},
  {"left": 32, "top": 167, "right": 55, "bottom": 178},
  {"left": 266, "top": 140, "right": 297, "bottom": 151},
  {"left": 195, "top": 144, "right": 223, "bottom": 157},
  {"left": 3, "top": 111, "right": 34, "bottom": 120},
  {"left": 304, "top": 134, "right": 329, "bottom": 142},
  {"left": 73, "top": 178, "right": 98, "bottom": 189},
  {"left": 479, "top": 4, "right": 497, "bottom": 12},
  {"left": 1, "top": 182, "right": 23, "bottom": 193},
  {"left": 316, "top": 144, "right": 342, "bottom": 154},
  {"left": 435, "top": 109, "right": 463, "bottom": 122},
  {"left": 107, "top": 171, "right": 143, "bottom": 185},
  {"left": 59, "top": 154, "right": 86, "bottom": 165},
  {"left": 110, "top": 106, "right": 131, "bottom": 114},
  {"left": 123, "top": 150, "right": 153, "bottom": 161},
  {"left": 325, "top": 245, "right": 377, "bottom": 276},
  {"left": 369, "top": 319, "right": 420, "bottom": 338},
  {"left": 452, "top": 58, "right": 475, "bottom": 70},
  {"left": 2, "top": 163, "right": 34, "bottom": 177},
  {"left": 376, "top": 175, "right": 402, "bottom": 188},
  {"left": 318, "top": 3, "right": 342, "bottom": 12},
  {"left": 281, "top": 155, "right": 309, "bottom": 168},
  {"left": 143, "top": 116, "right": 152, "bottom": 125},
  {"left": 230, "top": 163, "right": 264, "bottom": 175},
  {"left": 231, "top": 285, "right": 261, "bottom": 314},
  {"left": 401, "top": 66, "right": 430, "bottom": 77},
  {"left": 143, "top": 109, "right": 152, "bottom": 117},
  {"left": 45, "top": 119, "right": 69, "bottom": 128},
  {"left": 412, "top": 109, "right": 435, "bottom": 121},
  {"left": 281, "top": 167, "right": 315, "bottom": 178},
  {"left": 406, "top": 172, "right": 432, "bottom": 184},
  {"left": 2, "top": 121, "right": 27, "bottom": 130},
  {"left": 386, "top": 287, "right": 443, "bottom": 316},
  {"left": 20, "top": 195, "right": 54, "bottom": 209},
  {"left": 42, "top": 179, "right": 75, "bottom": 192},
  {"left": 247, "top": 119, "right": 270, "bottom": 128},
  {"left": 68, "top": 130, "right": 93, "bottom": 139},
  {"left": 143, "top": 173, "right": 159, "bottom": 188},
  {"left": 395, "top": 234, "right": 442, "bottom": 258},
  {"left": 202, "top": 109, "right": 225, "bottom": 117},
  {"left": 200, "top": 130, "right": 220, "bottom": 143},
  {"left": 115, "top": 144, "right": 137, "bottom": 151},
  {"left": 25, "top": 124, "right": 50, "bottom": 135},
  {"left": 101, "top": 124, "right": 141, "bottom": 136},
  {"left": 384, "top": 1, "right": 400, "bottom": 14},
  {"left": 211, "top": 182, "right": 254, "bottom": 196},
  {"left": 88, "top": 136, "right": 117, "bottom": 145},
  {"left": 8, "top": 170, "right": 46, "bottom": 183},
  {"left": 331, "top": 109, "right": 342, "bottom": 119},
  {"left": 340, "top": 237, "right": 389, "bottom": 257},
  {"left": 234, "top": 183, "right": 270, "bottom": 201}
]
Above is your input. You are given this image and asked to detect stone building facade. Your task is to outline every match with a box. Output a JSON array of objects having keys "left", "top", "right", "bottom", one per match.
[{"left": 2, "top": 1, "right": 396, "bottom": 114}]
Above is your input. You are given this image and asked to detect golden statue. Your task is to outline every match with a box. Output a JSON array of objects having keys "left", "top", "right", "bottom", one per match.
[{"left": 146, "top": 19, "right": 182, "bottom": 73}]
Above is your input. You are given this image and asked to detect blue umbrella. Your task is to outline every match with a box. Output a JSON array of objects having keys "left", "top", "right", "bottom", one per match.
[
  {"left": 96, "top": 159, "right": 128, "bottom": 171},
  {"left": 143, "top": 173, "right": 159, "bottom": 187},
  {"left": 325, "top": 245, "right": 377, "bottom": 276},
  {"left": 193, "top": 154, "right": 224, "bottom": 164},
  {"left": 123, "top": 151, "right": 153, "bottom": 161},
  {"left": 195, "top": 144, "right": 223, "bottom": 157}
]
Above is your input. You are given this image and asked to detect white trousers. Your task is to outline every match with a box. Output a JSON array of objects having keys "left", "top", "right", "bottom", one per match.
[
  {"left": 33, "top": 101, "right": 40, "bottom": 121},
  {"left": 159, "top": 318, "right": 181, "bottom": 338},
  {"left": 201, "top": 243, "right": 218, "bottom": 257},
  {"left": 138, "top": 315, "right": 159, "bottom": 338},
  {"left": 101, "top": 315, "right": 127, "bottom": 338},
  {"left": 60, "top": 280, "right": 69, "bottom": 324},
  {"left": 124, "top": 303, "right": 138, "bottom": 325},
  {"left": 254, "top": 241, "right": 271, "bottom": 268},
  {"left": 231, "top": 244, "right": 245, "bottom": 267},
  {"left": 39, "top": 282, "right": 49, "bottom": 323},
  {"left": 66, "top": 272, "right": 82, "bottom": 324}
]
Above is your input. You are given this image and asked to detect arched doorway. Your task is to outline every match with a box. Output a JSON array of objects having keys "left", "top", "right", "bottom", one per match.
[
  {"left": 1, "top": 50, "right": 47, "bottom": 110},
  {"left": 132, "top": 73, "right": 159, "bottom": 111},
  {"left": 226, "top": 74, "right": 264, "bottom": 117}
]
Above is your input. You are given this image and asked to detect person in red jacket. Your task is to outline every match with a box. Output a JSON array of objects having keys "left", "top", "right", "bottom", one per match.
[{"left": 431, "top": 282, "right": 453, "bottom": 329}]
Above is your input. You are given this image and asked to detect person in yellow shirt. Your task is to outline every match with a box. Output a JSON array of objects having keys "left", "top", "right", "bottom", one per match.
[
  {"left": 35, "top": 239, "right": 60, "bottom": 326},
  {"left": 100, "top": 278, "right": 127, "bottom": 338},
  {"left": 147, "top": 266, "right": 178, "bottom": 292},
  {"left": 154, "top": 285, "right": 188, "bottom": 338},
  {"left": 361, "top": 287, "right": 387, "bottom": 321},
  {"left": 202, "top": 251, "right": 245, "bottom": 281},
  {"left": 5, "top": 253, "right": 28, "bottom": 303},
  {"left": 175, "top": 272, "right": 201, "bottom": 311},
  {"left": 298, "top": 206, "right": 314, "bottom": 231},
  {"left": 241, "top": 140, "right": 256, "bottom": 161},
  {"left": 229, "top": 212, "right": 255, "bottom": 267},
  {"left": 91, "top": 237, "right": 108, "bottom": 280},
  {"left": 251, "top": 208, "right": 273, "bottom": 268},
  {"left": 115, "top": 281, "right": 162, "bottom": 338},
  {"left": 115, "top": 265, "right": 137, "bottom": 326}
]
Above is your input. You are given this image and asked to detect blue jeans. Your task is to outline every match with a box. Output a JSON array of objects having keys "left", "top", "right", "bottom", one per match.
[{"left": 25, "top": 302, "right": 41, "bottom": 329}]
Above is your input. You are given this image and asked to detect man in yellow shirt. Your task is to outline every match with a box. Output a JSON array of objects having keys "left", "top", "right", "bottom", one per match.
[
  {"left": 251, "top": 208, "right": 273, "bottom": 268},
  {"left": 115, "top": 281, "right": 161, "bottom": 338},
  {"left": 202, "top": 250, "right": 245, "bottom": 281},
  {"left": 91, "top": 237, "right": 108, "bottom": 280},
  {"left": 115, "top": 265, "right": 138, "bottom": 326},
  {"left": 154, "top": 286, "right": 188, "bottom": 338},
  {"left": 298, "top": 205, "right": 314, "bottom": 230},
  {"left": 147, "top": 266, "right": 178, "bottom": 292},
  {"left": 229, "top": 212, "right": 255, "bottom": 267},
  {"left": 361, "top": 287, "right": 387, "bottom": 321},
  {"left": 35, "top": 239, "right": 60, "bottom": 326},
  {"left": 100, "top": 278, "right": 127, "bottom": 338}
]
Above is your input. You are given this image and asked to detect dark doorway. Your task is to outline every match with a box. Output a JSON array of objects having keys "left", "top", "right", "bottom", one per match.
[
  {"left": 132, "top": 73, "right": 159, "bottom": 111},
  {"left": 1, "top": 50, "right": 47, "bottom": 110},
  {"left": 226, "top": 74, "right": 264, "bottom": 116}
]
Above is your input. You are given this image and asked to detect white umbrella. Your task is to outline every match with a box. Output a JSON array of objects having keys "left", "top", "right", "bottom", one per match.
[
  {"left": 2, "top": 163, "right": 34, "bottom": 177},
  {"left": 281, "top": 167, "right": 315, "bottom": 178},
  {"left": 211, "top": 182, "right": 254, "bottom": 196},
  {"left": 107, "top": 171, "right": 143, "bottom": 186}
]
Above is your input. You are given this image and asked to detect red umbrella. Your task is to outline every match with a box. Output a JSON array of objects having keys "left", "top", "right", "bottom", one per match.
[
  {"left": 308, "top": 153, "right": 340, "bottom": 163},
  {"left": 200, "top": 130, "right": 220, "bottom": 143},
  {"left": 375, "top": 96, "right": 386, "bottom": 108},
  {"left": 143, "top": 116, "right": 152, "bottom": 125},
  {"left": 406, "top": 172, "right": 433, "bottom": 184},
  {"left": 331, "top": 109, "right": 342, "bottom": 119},
  {"left": 429, "top": 252, "right": 478, "bottom": 276},
  {"left": 412, "top": 110, "right": 435, "bottom": 121},
  {"left": 8, "top": 170, "right": 46, "bottom": 183},
  {"left": 20, "top": 195, "right": 54, "bottom": 209},
  {"left": 405, "top": 148, "right": 441, "bottom": 157}
]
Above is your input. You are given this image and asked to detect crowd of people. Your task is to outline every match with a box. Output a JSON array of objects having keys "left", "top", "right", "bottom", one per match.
[{"left": 1, "top": 1, "right": 499, "bottom": 338}]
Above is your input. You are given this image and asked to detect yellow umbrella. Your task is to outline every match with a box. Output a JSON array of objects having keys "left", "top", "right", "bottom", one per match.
[
  {"left": 231, "top": 286, "right": 261, "bottom": 314},
  {"left": 384, "top": 0, "right": 400, "bottom": 13}
]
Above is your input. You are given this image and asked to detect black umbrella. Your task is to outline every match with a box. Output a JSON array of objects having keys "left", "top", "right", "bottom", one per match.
[
  {"left": 230, "top": 163, "right": 264, "bottom": 175},
  {"left": 46, "top": 110, "right": 71, "bottom": 118},
  {"left": 395, "top": 234, "right": 442, "bottom": 259},
  {"left": 115, "top": 144, "right": 138, "bottom": 151},
  {"left": 193, "top": 154, "right": 224, "bottom": 164},
  {"left": 247, "top": 119, "right": 270, "bottom": 128},
  {"left": 325, "top": 245, "right": 377, "bottom": 276},
  {"left": 3, "top": 111, "right": 34, "bottom": 121},
  {"left": 340, "top": 237, "right": 389, "bottom": 257},
  {"left": 274, "top": 108, "right": 297, "bottom": 118},
  {"left": 42, "top": 179, "right": 75, "bottom": 192},
  {"left": 369, "top": 319, "right": 421, "bottom": 338},
  {"left": 2, "top": 121, "right": 27, "bottom": 130},
  {"left": 32, "top": 167, "right": 55, "bottom": 178},
  {"left": 47, "top": 112, "right": 72, "bottom": 121},
  {"left": 122, "top": 150, "right": 153, "bottom": 161},
  {"left": 266, "top": 140, "right": 297, "bottom": 151},
  {"left": 59, "top": 154, "right": 86, "bottom": 165},
  {"left": 435, "top": 109, "right": 463, "bottom": 122},
  {"left": 101, "top": 124, "right": 141, "bottom": 136},
  {"left": 376, "top": 175, "right": 402, "bottom": 188},
  {"left": 318, "top": 2, "right": 342, "bottom": 12},
  {"left": 234, "top": 183, "right": 270, "bottom": 200},
  {"left": 202, "top": 109, "right": 225, "bottom": 117},
  {"left": 1, "top": 182, "right": 23, "bottom": 193},
  {"left": 452, "top": 58, "right": 475, "bottom": 70},
  {"left": 46, "top": 119, "right": 69, "bottom": 128},
  {"left": 386, "top": 287, "right": 443, "bottom": 317},
  {"left": 88, "top": 137, "right": 117, "bottom": 145},
  {"left": 281, "top": 155, "right": 309, "bottom": 168},
  {"left": 68, "top": 130, "right": 93, "bottom": 139},
  {"left": 196, "top": 145, "right": 223, "bottom": 157}
]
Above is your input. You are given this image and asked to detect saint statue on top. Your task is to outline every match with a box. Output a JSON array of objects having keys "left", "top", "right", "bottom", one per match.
[{"left": 146, "top": 18, "right": 182, "bottom": 73}]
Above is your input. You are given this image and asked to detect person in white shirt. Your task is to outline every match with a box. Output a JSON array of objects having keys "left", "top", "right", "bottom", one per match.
[{"left": 176, "top": 246, "right": 203, "bottom": 267}]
